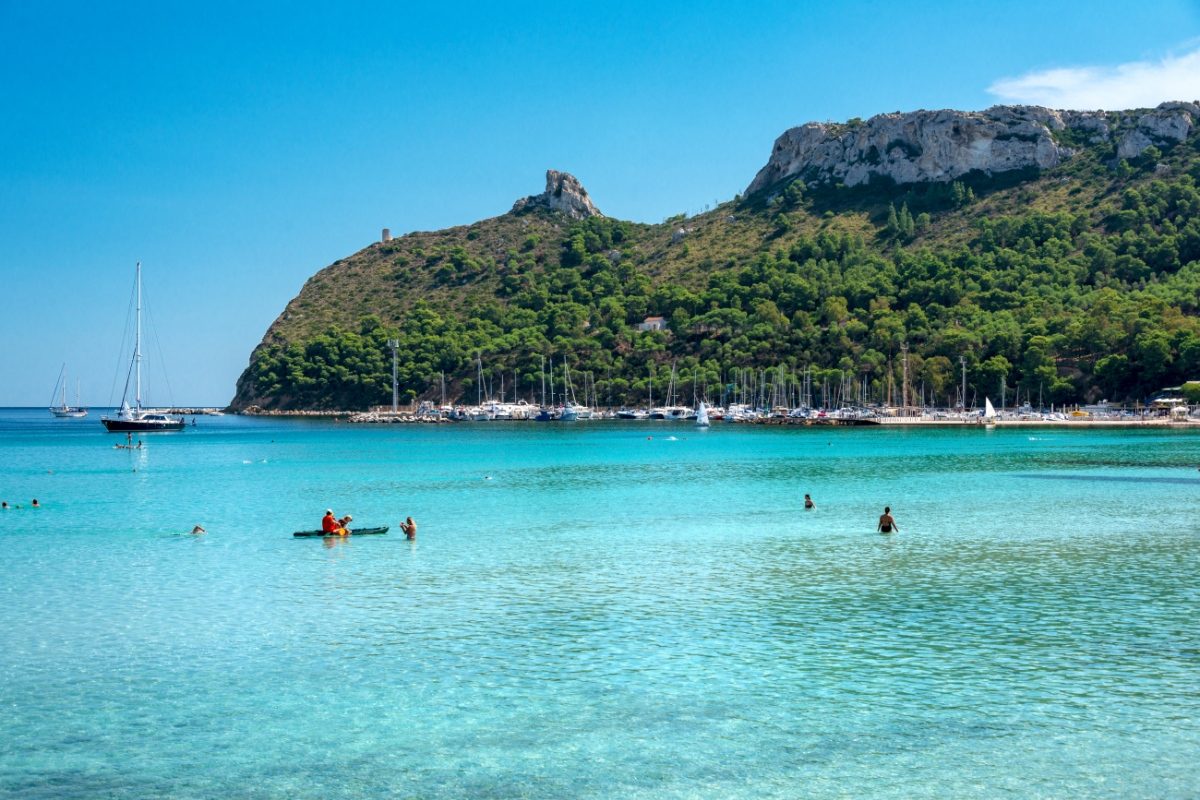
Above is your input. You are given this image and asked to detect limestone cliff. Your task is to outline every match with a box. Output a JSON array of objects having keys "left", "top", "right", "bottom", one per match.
[
  {"left": 746, "top": 102, "right": 1199, "bottom": 195},
  {"left": 512, "top": 170, "right": 603, "bottom": 219}
]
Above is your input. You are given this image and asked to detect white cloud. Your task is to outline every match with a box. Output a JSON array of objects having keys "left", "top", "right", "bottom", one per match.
[{"left": 988, "top": 47, "right": 1200, "bottom": 109}]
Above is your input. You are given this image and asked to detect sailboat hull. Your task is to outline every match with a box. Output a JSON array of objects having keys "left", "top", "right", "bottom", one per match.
[{"left": 101, "top": 417, "right": 185, "bottom": 432}]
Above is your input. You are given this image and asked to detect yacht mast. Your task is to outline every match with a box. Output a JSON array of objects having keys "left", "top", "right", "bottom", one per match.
[{"left": 135, "top": 261, "right": 143, "bottom": 412}]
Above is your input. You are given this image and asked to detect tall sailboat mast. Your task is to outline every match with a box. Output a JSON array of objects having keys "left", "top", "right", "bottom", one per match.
[
  {"left": 100, "top": 261, "right": 183, "bottom": 431},
  {"left": 135, "top": 261, "right": 143, "bottom": 413}
]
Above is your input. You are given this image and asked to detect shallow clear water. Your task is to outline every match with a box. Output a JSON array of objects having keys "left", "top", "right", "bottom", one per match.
[{"left": 1, "top": 409, "right": 1198, "bottom": 798}]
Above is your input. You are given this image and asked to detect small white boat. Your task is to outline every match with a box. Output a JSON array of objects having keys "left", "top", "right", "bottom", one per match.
[
  {"left": 983, "top": 397, "right": 997, "bottom": 428},
  {"left": 724, "top": 403, "right": 759, "bottom": 422}
]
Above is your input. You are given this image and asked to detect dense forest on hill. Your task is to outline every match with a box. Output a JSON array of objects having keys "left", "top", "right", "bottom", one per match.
[{"left": 233, "top": 129, "right": 1200, "bottom": 410}]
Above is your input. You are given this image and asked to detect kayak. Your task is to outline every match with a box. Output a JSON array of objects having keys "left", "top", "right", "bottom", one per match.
[{"left": 292, "top": 526, "right": 389, "bottom": 538}]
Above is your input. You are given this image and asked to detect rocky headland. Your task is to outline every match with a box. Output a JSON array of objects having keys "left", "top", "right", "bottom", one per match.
[
  {"left": 746, "top": 102, "right": 1198, "bottom": 194},
  {"left": 232, "top": 101, "right": 1200, "bottom": 412}
]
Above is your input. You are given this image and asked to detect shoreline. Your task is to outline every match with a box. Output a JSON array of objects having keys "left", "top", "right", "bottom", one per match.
[{"left": 235, "top": 409, "right": 1200, "bottom": 428}]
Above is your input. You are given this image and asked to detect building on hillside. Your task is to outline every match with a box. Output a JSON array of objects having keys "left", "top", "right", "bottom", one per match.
[{"left": 637, "top": 316, "right": 667, "bottom": 332}]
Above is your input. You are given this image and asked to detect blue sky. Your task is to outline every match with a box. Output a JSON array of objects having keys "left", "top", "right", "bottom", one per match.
[{"left": 2, "top": 0, "right": 1198, "bottom": 406}]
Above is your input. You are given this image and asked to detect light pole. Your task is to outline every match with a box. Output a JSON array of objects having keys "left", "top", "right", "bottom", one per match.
[{"left": 388, "top": 338, "right": 400, "bottom": 413}]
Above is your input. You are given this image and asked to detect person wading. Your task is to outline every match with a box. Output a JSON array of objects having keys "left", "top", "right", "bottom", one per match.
[{"left": 400, "top": 517, "right": 417, "bottom": 540}]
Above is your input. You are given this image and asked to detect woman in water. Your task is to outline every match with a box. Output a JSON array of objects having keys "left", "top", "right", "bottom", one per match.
[{"left": 877, "top": 506, "right": 898, "bottom": 534}]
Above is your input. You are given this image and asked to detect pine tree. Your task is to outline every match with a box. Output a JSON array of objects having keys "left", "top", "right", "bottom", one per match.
[
  {"left": 899, "top": 202, "right": 915, "bottom": 239},
  {"left": 886, "top": 203, "right": 899, "bottom": 236}
]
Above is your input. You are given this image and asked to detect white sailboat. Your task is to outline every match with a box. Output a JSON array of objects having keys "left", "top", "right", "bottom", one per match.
[
  {"left": 101, "top": 262, "right": 185, "bottom": 433},
  {"left": 983, "top": 397, "right": 997, "bottom": 428},
  {"left": 49, "top": 365, "right": 88, "bottom": 417},
  {"left": 559, "top": 358, "right": 591, "bottom": 421},
  {"left": 695, "top": 401, "right": 710, "bottom": 427}
]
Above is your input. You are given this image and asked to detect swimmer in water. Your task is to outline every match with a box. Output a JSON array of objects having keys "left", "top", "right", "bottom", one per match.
[
  {"left": 877, "top": 506, "right": 899, "bottom": 534},
  {"left": 190, "top": 525, "right": 207, "bottom": 535},
  {"left": 804, "top": 494, "right": 815, "bottom": 510}
]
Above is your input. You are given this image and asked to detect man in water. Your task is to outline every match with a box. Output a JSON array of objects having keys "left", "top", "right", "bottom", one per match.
[
  {"left": 400, "top": 517, "right": 417, "bottom": 540},
  {"left": 190, "top": 525, "right": 206, "bottom": 535},
  {"left": 804, "top": 494, "right": 815, "bottom": 509},
  {"left": 877, "top": 506, "right": 898, "bottom": 533}
]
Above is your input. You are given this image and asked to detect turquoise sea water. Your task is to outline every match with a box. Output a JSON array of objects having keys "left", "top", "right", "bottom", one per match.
[{"left": 1, "top": 408, "right": 1198, "bottom": 799}]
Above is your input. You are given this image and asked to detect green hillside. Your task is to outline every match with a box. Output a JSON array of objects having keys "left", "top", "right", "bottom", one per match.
[{"left": 232, "top": 124, "right": 1200, "bottom": 410}]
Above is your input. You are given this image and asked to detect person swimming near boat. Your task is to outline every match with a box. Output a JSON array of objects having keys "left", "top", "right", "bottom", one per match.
[
  {"left": 804, "top": 494, "right": 815, "bottom": 510},
  {"left": 190, "top": 525, "right": 206, "bottom": 535},
  {"left": 31, "top": 499, "right": 40, "bottom": 508},
  {"left": 877, "top": 506, "right": 898, "bottom": 534},
  {"left": 400, "top": 516, "right": 417, "bottom": 540}
]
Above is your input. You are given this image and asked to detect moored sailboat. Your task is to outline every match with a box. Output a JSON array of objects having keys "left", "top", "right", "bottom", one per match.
[
  {"left": 101, "top": 263, "right": 185, "bottom": 433},
  {"left": 49, "top": 365, "right": 88, "bottom": 418}
]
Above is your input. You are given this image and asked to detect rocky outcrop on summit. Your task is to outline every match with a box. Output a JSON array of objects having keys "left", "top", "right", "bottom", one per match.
[
  {"left": 746, "top": 102, "right": 1199, "bottom": 195},
  {"left": 512, "top": 170, "right": 603, "bottom": 219}
]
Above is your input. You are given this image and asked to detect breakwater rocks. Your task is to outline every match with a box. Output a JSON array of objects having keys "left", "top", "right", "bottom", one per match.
[
  {"left": 347, "top": 412, "right": 450, "bottom": 424},
  {"left": 239, "top": 407, "right": 350, "bottom": 418}
]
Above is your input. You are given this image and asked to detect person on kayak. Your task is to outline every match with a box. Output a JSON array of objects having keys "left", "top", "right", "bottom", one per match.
[{"left": 321, "top": 510, "right": 339, "bottom": 535}]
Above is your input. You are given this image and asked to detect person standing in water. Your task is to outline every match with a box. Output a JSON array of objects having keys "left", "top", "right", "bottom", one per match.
[
  {"left": 400, "top": 517, "right": 417, "bottom": 540},
  {"left": 804, "top": 494, "right": 815, "bottom": 510},
  {"left": 877, "top": 506, "right": 898, "bottom": 533}
]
